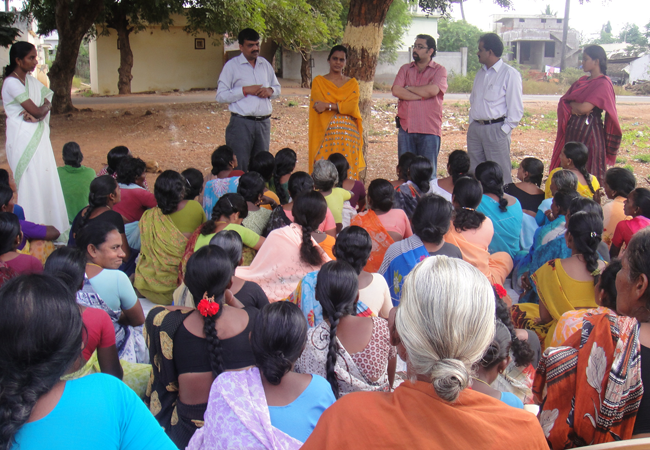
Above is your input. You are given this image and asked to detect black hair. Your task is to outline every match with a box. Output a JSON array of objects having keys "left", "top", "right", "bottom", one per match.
[
  {"left": 201, "top": 193, "right": 248, "bottom": 235},
  {"left": 448, "top": 150, "right": 470, "bottom": 183},
  {"left": 327, "top": 153, "right": 350, "bottom": 188},
  {"left": 209, "top": 230, "right": 243, "bottom": 270},
  {"left": 327, "top": 45, "right": 348, "bottom": 60},
  {"left": 493, "top": 287, "right": 534, "bottom": 367},
  {"left": 316, "top": 260, "right": 359, "bottom": 398},
  {"left": 416, "top": 34, "right": 437, "bottom": 57},
  {"left": 630, "top": 188, "right": 650, "bottom": 219},
  {"left": 475, "top": 161, "right": 507, "bottom": 212},
  {"left": 567, "top": 211, "right": 603, "bottom": 284},
  {"left": 479, "top": 32, "right": 504, "bottom": 57},
  {"left": 368, "top": 179, "right": 394, "bottom": 213},
  {"left": 568, "top": 196, "right": 603, "bottom": 219},
  {"left": 273, "top": 148, "right": 297, "bottom": 205},
  {"left": 408, "top": 156, "right": 432, "bottom": 193},
  {"left": 0, "top": 185, "right": 12, "bottom": 209},
  {"left": 0, "top": 212, "right": 21, "bottom": 255},
  {"left": 0, "top": 169, "right": 9, "bottom": 187},
  {"left": 3, "top": 41, "right": 35, "bottom": 78},
  {"left": 412, "top": 194, "right": 453, "bottom": 244},
  {"left": 453, "top": 177, "right": 486, "bottom": 232},
  {"left": 624, "top": 229, "right": 650, "bottom": 308},
  {"left": 553, "top": 190, "right": 581, "bottom": 216},
  {"left": 75, "top": 220, "right": 119, "bottom": 256},
  {"left": 0, "top": 274, "right": 83, "bottom": 450},
  {"left": 479, "top": 321, "right": 511, "bottom": 370},
  {"left": 211, "top": 145, "right": 236, "bottom": 175},
  {"left": 181, "top": 168, "right": 204, "bottom": 200},
  {"left": 43, "top": 247, "right": 87, "bottom": 291},
  {"left": 520, "top": 157, "right": 544, "bottom": 187},
  {"left": 78, "top": 175, "right": 118, "bottom": 230},
  {"left": 62, "top": 142, "right": 83, "bottom": 168},
  {"left": 605, "top": 167, "right": 635, "bottom": 198},
  {"left": 584, "top": 45, "right": 608, "bottom": 75},
  {"left": 116, "top": 156, "right": 146, "bottom": 185},
  {"left": 238, "top": 28, "right": 260, "bottom": 45},
  {"left": 184, "top": 245, "right": 233, "bottom": 377},
  {"left": 397, "top": 152, "right": 416, "bottom": 182},
  {"left": 598, "top": 258, "right": 622, "bottom": 310},
  {"left": 563, "top": 142, "right": 594, "bottom": 195},
  {"left": 332, "top": 226, "right": 372, "bottom": 274},
  {"left": 154, "top": 170, "right": 185, "bottom": 215},
  {"left": 106, "top": 146, "right": 130, "bottom": 176},
  {"left": 237, "top": 171, "right": 266, "bottom": 204},
  {"left": 250, "top": 152, "right": 275, "bottom": 183},
  {"left": 251, "top": 302, "right": 308, "bottom": 385},
  {"left": 292, "top": 191, "right": 327, "bottom": 267},
  {"left": 287, "top": 171, "right": 314, "bottom": 199}
]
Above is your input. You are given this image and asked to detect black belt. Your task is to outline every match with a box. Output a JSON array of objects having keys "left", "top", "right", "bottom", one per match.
[
  {"left": 475, "top": 116, "right": 506, "bottom": 125},
  {"left": 231, "top": 112, "right": 271, "bottom": 121}
]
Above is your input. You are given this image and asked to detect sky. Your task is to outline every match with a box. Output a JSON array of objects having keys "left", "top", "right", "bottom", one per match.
[{"left": 447, "top": 0, "right": 649, "bottom": 41}]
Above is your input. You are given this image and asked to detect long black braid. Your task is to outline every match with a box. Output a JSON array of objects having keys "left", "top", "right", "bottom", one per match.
[
  {"left": 564, "top": 142, "right": 595, "bottom": 195},
  {"left": 567, "top": 211, "right": 603, "bottom": 285},
  {"left": 476, "top": 161, "right": 508, "bottom": 212},
  {"left": 273, "top": 148, "right": 297, "bottom": 205},
  {"left": 78, "top": 176, "right": 117, "bottom": 231}
]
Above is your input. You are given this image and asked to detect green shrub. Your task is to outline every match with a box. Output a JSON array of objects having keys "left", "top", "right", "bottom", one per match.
[
  {"left": 616, "top": 157, "right": 627, "bottom": 164},
  {"left": 447, "top": 72, "right": 475, "bottom": 93},
  {"left": 511, "top": 160, "right": 520, "bottom": 169},
  {"left": 557, "top": 68, "right": 584, "bottom": 85}
]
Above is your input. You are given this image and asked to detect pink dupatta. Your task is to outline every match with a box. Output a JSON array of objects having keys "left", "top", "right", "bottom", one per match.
[{"left": 551, "top": 75, "right": 622, "bottom": 170}]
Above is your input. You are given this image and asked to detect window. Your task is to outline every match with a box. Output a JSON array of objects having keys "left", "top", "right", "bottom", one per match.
[
  {"left": 557, "top": 19, "right": 562, "bottom": 23},
  {"left": 541, "top": 19, "right": 547, "bottom": 23},
  {"left": 519, "top": 18, "right": 525, "bottom": 22},
  {"left": 545, "top": 42, "right": 555, "bottom": 58}
]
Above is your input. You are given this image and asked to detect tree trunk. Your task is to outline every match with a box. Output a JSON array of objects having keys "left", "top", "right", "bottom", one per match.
[
  {"left": 50, "top": 0, "right": 105, "bottom": 113},
  {"left": 260, "top": 40, "right": 279, "bottom": 67},
  {"left": 559, "top": 0, "right": 570, "bottom": 71},
  {"left": 342, "top": 0, "right": 394, "bottom": 180},
  {"left": 300, "top": 52, "right": 311, "bottom": 88},
  {"left": 112, "top": 13, "right": 134, "bottom": 95}
]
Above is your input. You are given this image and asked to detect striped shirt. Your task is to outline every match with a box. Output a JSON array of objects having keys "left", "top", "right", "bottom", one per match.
[{"left": 393, "top": 60, "right": 448, "bottom": 136}]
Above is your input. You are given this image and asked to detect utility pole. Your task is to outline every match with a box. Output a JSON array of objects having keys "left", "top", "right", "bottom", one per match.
[{"left": 560, "top": 0, "right": 570, "bottom": 71}]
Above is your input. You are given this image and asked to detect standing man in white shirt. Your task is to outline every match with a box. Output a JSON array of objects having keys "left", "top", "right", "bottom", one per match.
[
  {"left": 217, "top": 28, "right": 281, "bottom": 171},
  {"left": 468, "top": 33, "right": 523, "bottom": 183}
]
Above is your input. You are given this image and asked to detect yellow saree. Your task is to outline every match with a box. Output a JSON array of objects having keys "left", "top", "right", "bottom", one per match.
[{"left": 308, "top": 76, "right": 365, "bottom": 179}]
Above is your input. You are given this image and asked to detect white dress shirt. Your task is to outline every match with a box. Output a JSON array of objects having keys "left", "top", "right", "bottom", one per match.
[
  {"left": 216, "top": 53, "right": 281, "bottom": 117},
  {"left": 469, "top": 59, "right": 523, "bottom": 134}
]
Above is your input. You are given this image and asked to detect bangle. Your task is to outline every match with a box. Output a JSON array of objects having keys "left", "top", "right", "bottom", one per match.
[{"left": 329, "top": 103, "right": 332, "bottom": 111}]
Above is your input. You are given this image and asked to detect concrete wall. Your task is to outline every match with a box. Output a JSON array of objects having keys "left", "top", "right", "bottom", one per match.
[
  {"left": 282, "top": 49, "right": 464, "bottom": 85},
  {"left": 628, "top": 54, "right": 650, "bottom": 84},
  {"left": 89, "top": 15, "right": 223, "bottom": 95},
  {"left": 398, "top": 15, "right": 439, "bottom": 51}
]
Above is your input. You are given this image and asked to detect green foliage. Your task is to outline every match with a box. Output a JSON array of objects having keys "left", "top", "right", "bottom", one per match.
[
  {"left": 540, "top": 5, "right": 557, "bottom": 16},
  {"left": 617, "top": 23, "right": 648, "bottom": 47},
  {"left": 635, "top": 154, "right": 650, "bottom": 163},
  {"left": 418, "top": 0, "right": 513, "bottom": 16},
  {"left": 184, "top": 0, "right": 265, "bottom": 37},
  {"left": 623, "top": 164, "right": 634, "bottom": 173},
  {"left": 616, "top": 157, "right": 627, "bottom": 164},
  {"left": 511, "top": 160, "right": 519, "bottom": 169},
  {"left": 447, "top": 71, "right": 475, "bottom": 93},
  {"left": 557, "top": 67, "right": 584, "bottom": 85},
  {"left": 436, "top": 18, "right": 485, "bottom": 74},
  {"left": 0, "top": 12, "right": 21, "bottom": 48},
  {"left": 287, "top": 100, "right": 298, "bottom": 106},
  {"left": 378, "top": 0, "right": 412, "bottom": 64}
]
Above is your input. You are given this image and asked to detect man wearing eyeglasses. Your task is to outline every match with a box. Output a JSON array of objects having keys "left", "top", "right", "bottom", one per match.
[{"left": 392, "top": 34, "right": 448, "bottom": 180}]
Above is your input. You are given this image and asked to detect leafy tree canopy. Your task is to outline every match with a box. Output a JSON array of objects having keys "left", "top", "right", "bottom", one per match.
[
  {"left": 436, "top": 17, "right": 485, "bottom": 73},
  {"left": 0, "top": 12, "right": 21, "bottom": 48},
  {"left": 420, "top": 0, "right": 512, "bottom": 16}
]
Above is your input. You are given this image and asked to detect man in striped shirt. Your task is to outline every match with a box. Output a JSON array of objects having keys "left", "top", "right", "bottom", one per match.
[{"left": 392, "top": 35, "right": 448, "bottom": 180}]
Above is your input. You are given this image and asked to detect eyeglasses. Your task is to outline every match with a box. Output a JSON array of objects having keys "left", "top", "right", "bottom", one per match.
[{"left": 414, "top": 45, "right": 429, "bottom": 50}]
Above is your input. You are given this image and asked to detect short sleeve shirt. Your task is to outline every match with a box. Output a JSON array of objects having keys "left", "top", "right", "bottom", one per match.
[{"left": 82, "top": 307, "right": 116, "bottom": 360}]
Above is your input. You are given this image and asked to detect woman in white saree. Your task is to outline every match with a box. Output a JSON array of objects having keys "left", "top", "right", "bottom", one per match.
[{"left": 1, "top": 41, "right": 68, "bottom": 234}]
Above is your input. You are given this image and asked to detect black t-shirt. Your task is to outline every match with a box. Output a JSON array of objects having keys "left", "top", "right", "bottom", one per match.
[
  {"left": 234, "top": 281, "right": 270, "bottom": 310},
  {"left": 504, "top": 183, "right": 545, "bottom": 212},
  {"left": 68, "top": 209, "right": 126, "bottom": 246},
  {"left": 428, "top": 241, "right": 463, "bottom": 259},
  {"left": 633, "top": 345, "right": 650, "bottom": 435}
]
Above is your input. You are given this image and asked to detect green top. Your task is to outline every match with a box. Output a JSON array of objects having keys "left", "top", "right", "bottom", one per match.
[
  {"left": 57, "top": 165, "right": 96, "bottom": 223},
  {"left": 194, "top": 223, "right": 260, "bottom": 251},
  {"left": 168, "top": 200, "right": 206, "bottom": 233},
  {"left": 325, "top": 187, "right": 352, "bottom": 223}
]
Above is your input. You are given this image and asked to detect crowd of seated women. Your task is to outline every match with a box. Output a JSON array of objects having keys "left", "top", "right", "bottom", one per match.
[{"left": 4, "top": 137, "right": 650, "bottom": 450}]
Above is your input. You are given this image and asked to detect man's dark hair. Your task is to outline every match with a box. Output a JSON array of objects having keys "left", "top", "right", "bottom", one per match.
[
  {"left": 416, "top": 34, "right": 437, "bottom": 57},
  {"left": 238, "top": 28, "right": 260, "bottom": 45},
  {"left": 479, "top": 33, "right": 504, "bottom": 58}
]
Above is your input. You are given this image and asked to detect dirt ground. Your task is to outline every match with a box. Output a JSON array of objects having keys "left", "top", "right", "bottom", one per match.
[{"left": 2, "top": 93, "right": 650, "bottom": 187}]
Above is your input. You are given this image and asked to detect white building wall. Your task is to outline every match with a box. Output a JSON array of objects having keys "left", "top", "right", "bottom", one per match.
[
  {"left": 627, "top": 54, "right": 650, "bottom": 84},
  {"left": 399, "top": 15, "right": 440, "bottom": 51}
]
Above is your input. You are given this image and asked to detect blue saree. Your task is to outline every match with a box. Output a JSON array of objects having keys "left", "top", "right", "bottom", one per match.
[
  {"left": 379, "top": 235, "right": 429, "bottom": 305},
  {"left": 477, "top": 195, "right": 523, "bottom": 259}
]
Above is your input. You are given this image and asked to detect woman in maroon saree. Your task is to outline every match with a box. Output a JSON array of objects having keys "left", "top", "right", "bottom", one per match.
[{"left": 550, "top": 45, "right": 621, "bottom": 184}]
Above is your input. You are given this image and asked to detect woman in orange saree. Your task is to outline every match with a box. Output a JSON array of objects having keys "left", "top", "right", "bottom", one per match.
[{"left": 308, "top": 45, "right": 364, "bottom": 180}]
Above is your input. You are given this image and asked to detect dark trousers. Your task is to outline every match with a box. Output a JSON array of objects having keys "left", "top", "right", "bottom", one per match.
[{"left": 225, "top": 114, "right": 271, "bottom": 172}]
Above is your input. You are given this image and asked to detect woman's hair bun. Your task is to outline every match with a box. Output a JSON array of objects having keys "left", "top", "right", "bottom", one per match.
[{"left": 430, "top": 358, "right": 469, "bottom": 403}]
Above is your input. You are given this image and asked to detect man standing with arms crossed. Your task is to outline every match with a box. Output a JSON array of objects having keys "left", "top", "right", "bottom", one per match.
[
  {"left": 392, "top": 34, "right": 448, "bottom": 179},
  {"left": 467, "top": 32, "right": 523, "bottom": 183},
  {"left": 217, "top": 28, "right": 281, "bottom": 171}
]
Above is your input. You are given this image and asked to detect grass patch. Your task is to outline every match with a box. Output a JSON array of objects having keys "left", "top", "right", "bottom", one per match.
[
  {"left": 623, "top": 164, "right": 634, "bottom": 173},
  {"left": 373, "top": 82, "right": 392, "bottom": 92},
  {"left": 522, "top": 80, "right": 566, "bottom": 95},
  {"left": 72, "top": 76, "right": 82, "bottom": 89},
  {"left": 511, "top": 160, "right": 520, "bottom": 169},
  {"left": 368, "top": 129, "right": 386, "bottom": 136},
  {"left": 613, "top": 85, "right": 633, "bottom": 96},
  {"left": 616, "top": 157, "right": 627, "bottom": 164},
  {"left": 635, "top": 154, "right": 650, "bottom": 163},
  {"left": 82, "top": 90, "right": 94, "bottom": 97},
  {"left": 287, "top": 100, "right": 298, "bottom": 107}
]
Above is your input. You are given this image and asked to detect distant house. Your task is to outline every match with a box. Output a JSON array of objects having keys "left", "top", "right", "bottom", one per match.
[
  {"left": 601, "top": 45, "right": 650, "bottom": 85},
  {"left": 626, "top": 53, "right": 650, "bottom": 84},
  {"left": 492, "top": 14, "right": 580, "bottom": 70},
  {"left": 89, "top": 14, "right": 223, "bottom": 95}
]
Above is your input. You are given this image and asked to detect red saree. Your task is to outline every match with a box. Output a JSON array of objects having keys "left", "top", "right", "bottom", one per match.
[{"left": 550, "top": 75, "right": 621, "bottom": 182}]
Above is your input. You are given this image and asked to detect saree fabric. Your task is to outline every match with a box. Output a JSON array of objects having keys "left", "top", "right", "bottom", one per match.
[
  {"left": 602, "top": 196, "right": 628, "bottom": 247},
  {"left": 379, "top": 235, "right": 429, "bottom": 305},
  {"left": 550, "top": 306, "right": 614, "bottom": 347},
  {"left": 135, "top": 207, "right": 188, "bottom": 305},
  {"left": 545, "top": 167, "right": 600, "bottom": 199},
  {"left": 236, "top": 224, "right": 330, "bottom": 302},
  {"left": 1, "top": 75, "right": 69, "bottom": 233},
  {"left": 308, "top": 76, "right": 364, "bottom": 179},
  {"left": 202, "top": 176, "right": 239, "bottom": 217},
  {"left": 301, "top": 380, "right": 548, "bottom": 450},
  {"left": 533, "top": 313, "right": 643, "bottom": 448},
  {"left": 443, "top": 219, "right": 513, "bottom": 286},
  {"left": 550, "top": 75, "right": 622, "bottom": 182},
  {"left": 477, "top": 195, "right": 523, "bottom": 258},
  {"left": 186, "top": 367, "right": 302, "bottom": 450},
  {"left": 351, "top": 209, "right": 394, "bottom": 273}
]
